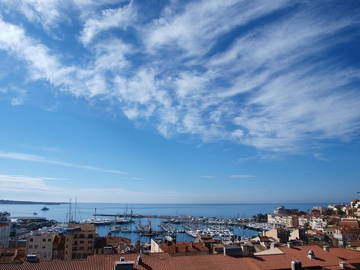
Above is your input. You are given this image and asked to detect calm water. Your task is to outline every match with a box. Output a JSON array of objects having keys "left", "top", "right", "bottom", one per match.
[
  {"left": 1, "top": 202, "right": 330, "bottom": 242},
  {"left": 0, "top": 202, "right": 330, "bottom": 221}
]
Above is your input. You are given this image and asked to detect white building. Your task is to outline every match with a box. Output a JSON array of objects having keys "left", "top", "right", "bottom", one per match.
[
  {"left": 310, "top": 217, "right": 327, "bottom": 231},
  {"left": 0, "top": 212, "right": 11, "bottom": 248},
  {"left": 298, "top": 216, "right": 310, "bottom": 227},
  {"left": 267, "top": 214, "right": 299, "bottom": 228},
  {"left": 26, "top": 231, "right": 56, "bottom": 261}
]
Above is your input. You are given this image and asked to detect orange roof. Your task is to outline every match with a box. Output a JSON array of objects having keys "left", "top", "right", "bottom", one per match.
[
  {"left": 0, "top": 246, "right": 359, "bottom": 270},
  {"left": 339, "top": 220, "right": 359, "bottom": 229},
  {"left": 159, "top": 242, "right": 209, "bottom": 255}
]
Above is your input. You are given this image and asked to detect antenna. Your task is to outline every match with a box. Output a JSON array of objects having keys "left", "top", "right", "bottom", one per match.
[
  {"left": 74, "top": 197, "right": 77, "bottom": 223},
  {"left": 68, "top": 198, "right": 71, "bottom": 224},
  {"left": 69, "top": 198, "right": 73, "bottom": 223}
]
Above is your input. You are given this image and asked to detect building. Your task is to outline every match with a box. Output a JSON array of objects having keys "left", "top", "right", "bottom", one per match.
[
  {"left": 94, "top": 236, "right": 132, "bottom": 254},
  {"left": 267, "top": 214, "right": 299, "bottom": 228},
  {"left": 298, "top": 215, "right": 310, "bottom": 227},
  {"left": 310, "top": 217, "right": 328, "bottom": 231},
  {"left": 263, "top": 228, "right": 290, "bottom": 243},
  {"left": 150, "top": 239, "right": 209, "bottom": 256},
  {"left": 26, "top": 231, "right": 56, "bottom": 261},
  {"left": 63, "top": 223, "right": 96, "bottom": 260},
  {"left": 289, "top": 228, "right": 306, "bottom": 241},
  {"left": 0, "top": 212, "right": 11, "bottom": 249}
]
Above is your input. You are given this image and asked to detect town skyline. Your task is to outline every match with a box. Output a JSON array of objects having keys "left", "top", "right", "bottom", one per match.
[{"left": 0, "top": 0, "right": 359, "bottom": 203}]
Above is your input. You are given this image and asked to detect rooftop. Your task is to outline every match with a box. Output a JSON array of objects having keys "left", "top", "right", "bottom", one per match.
[{"left": 0, "top": 245, "right": 359, "bottom": 270}]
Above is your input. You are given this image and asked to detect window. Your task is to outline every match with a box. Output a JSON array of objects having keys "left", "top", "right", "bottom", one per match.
[
  {"left": 80, "top": 240, "right": 84, "bottom": 244},
  {"left": 88, "top": 234, "right": 93, "bottom": 238},
  {"left": 48, "top": 239, "right": 51, "bottom": 242},
  {"left": 29, "top": 245, "right": 33, "bottom": 249},
  {"left": 30, "top": 238, "right": 33, "bottom": 242},
  {"left": 43, "top": 239, "right": 46, "bottom": 242},
  {"left": 88, "top": 240, "right": 92, "bottom": 244}
]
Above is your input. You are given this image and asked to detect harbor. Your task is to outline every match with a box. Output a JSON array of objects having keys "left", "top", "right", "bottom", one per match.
[{"left": 85, "top": 212, "right": 271, "bottom": 243}]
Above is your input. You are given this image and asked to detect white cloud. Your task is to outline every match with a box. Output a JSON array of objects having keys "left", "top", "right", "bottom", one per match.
[
  {"left": 80, "top": 1, "right": 136, "bottom": 45},
  {"left": 0, "top": 173, "right": 250, "bottom": 203},
  {"left": 94, "top": 39, "right": 131, "bottom": 71},
  {"left": 145, "top": 0, "right": 290, "bottom": 56},
  {"left": 0, "top": 0, "right": 63, "bottom": 28},
  {"left": 313, "top": 153, "right": 329, "bottom": 161},
  {"left": 0, "top": 151, "right": 126, "bottom": 174},
  {"left": 0, "top": 1, "right": 359, "bottom": 154},
  {"left": 0, "top": 174, "right": 58, "bottom": 193}
]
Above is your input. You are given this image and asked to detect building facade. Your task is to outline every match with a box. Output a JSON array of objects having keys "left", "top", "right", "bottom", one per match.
[
  {"left": 26, "top": 231, "right": 56, "bottom": 261},
  {"left": 64, "top": 224, "right": 96, "bottom": 260},
  {"left": 0, "top": 212, "right": 11, "bottom": 248}
]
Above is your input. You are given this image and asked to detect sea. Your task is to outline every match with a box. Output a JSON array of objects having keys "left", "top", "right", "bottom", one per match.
[{"left": 0, "top": 202, "right": 331, "bottom": 242}]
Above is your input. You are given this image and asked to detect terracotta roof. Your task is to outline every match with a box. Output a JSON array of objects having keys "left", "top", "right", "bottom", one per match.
[
  {"left": 244, "top": 245, "right": 360, "bottom": 270},
  {"left": 339, "top": 220, "right": 359, "bottom": 229},
  {"left": 158, "top": 242, "right": 209, "bottom": 255},
  {"left": 0, "top": 246, "right": 359, "bottom": 270},
  {"left": 349, "top": 240, "right": 360, "bottom": 247},
  {"left": 0, "top": 248, "right": 26, "bottom": 264}
]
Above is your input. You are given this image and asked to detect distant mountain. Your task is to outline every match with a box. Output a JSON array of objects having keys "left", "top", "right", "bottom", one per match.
[{"left": 0, "top": 199, "right": 65, "bottom": 205}]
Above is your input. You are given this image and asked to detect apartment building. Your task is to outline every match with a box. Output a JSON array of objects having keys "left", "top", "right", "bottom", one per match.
[
  {"left": 310, "top": 217, "right": 328, "bottom": 231},
  {"left": 26, "top": 231, "right": 56, "bottom": 261},
  {"left": 0, "top": 212, "right": 10, "bottom": 248},
  {"left": 267, "top": 214, "right": 299, "bottom": 228},
  {"left": 64, "top": 223, "right": 96, "bottom": 260}
]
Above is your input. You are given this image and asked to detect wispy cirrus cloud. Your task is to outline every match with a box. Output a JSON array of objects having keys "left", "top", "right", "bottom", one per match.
[
  {"left": 0, "top": 1, "right": 359, "bottom": 153},
  {"left": 80, "top": 1, "right": 136, "bottom": 45},
  {"left": 0, "top": 151, "right": 126, "bottom": 174},
  {"left": 0, "top": 173, "right": 249, "bottom": 204},
  {"left": 0, "top": 174, "right": 58, "bottom": 193}
]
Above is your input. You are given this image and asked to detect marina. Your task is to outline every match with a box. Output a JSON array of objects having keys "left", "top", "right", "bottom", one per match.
[
  {"left": 88, "top": 213, "right": 271, "bottom": 242},
  {"left": 1, "top": 202, "right": 323, "bottom": 243}
]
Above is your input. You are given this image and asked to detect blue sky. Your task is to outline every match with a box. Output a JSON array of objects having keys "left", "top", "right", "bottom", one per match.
[{"left": 0, "top": 0, "right": 359, "bottom": 203}]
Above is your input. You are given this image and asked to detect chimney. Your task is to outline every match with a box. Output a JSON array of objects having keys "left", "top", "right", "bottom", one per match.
[
  {"left": 114, "top": 257, "right": 135, "bottom": 270},
  {"left": 136, "top": 255, "right": 142, "bottom": 265},
  {"left": 26, "top": 254, "right": 39, "bottom": 263},
  {"left": 307, "top": 250, "right": 315, "bottom": 260},
  {"left": 223, "top": 246, "right": 226, "bottom": 256},
  {"left": 287, "top": 242, "right": 292, "bottom": 248},
  {"left": 339, "top": 262, "right": 346, "bottom": 269},
  {"left": 291, "top": 260, "right": 302, "bottom": 270},
  {"left": 323, "top": 245, "right": 330, "bottom": 252}
]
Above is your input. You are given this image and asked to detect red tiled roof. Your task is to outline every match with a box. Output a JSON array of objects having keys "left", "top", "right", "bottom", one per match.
[
  {"left": 0, "top": 246, "right": 359, "bottom": 270},
  {"left": 159, "top": 242, "right": 209, "bottom": 255},
  {"left": 339, "top": 220, "right": 359, "bottom": 229}
]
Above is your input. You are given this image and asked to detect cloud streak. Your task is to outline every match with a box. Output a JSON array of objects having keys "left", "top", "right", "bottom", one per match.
[{"left": 0, "top": 151, "right": 126, "bottom": 174}]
